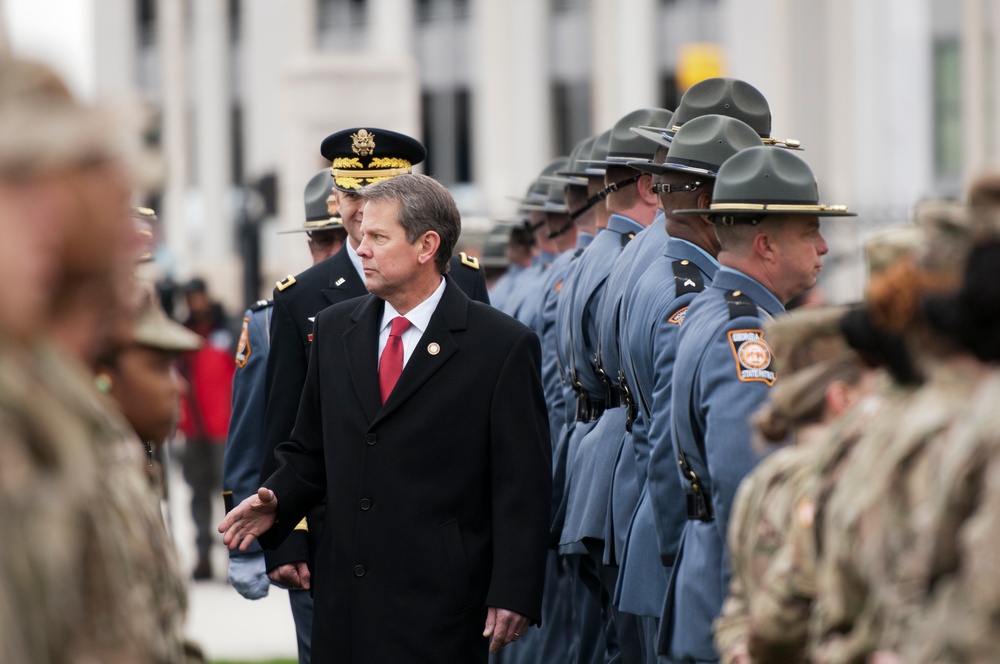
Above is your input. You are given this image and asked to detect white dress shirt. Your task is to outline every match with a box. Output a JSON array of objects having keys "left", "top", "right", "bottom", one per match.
[{"left": 377, "top": 276, "right": 446, "bottom": 369}]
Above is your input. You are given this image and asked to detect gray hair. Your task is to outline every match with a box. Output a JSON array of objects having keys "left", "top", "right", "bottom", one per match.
[{"left": 358, "top": 173, "right": 460, "bottom": 273}]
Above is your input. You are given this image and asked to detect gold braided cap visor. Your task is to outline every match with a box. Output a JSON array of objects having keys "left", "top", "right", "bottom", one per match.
[{"left": 330, "top": 156, "right": 413, "bottom": 191}]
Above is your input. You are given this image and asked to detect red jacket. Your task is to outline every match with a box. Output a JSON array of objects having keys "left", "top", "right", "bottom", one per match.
[{"left": 179, "top": 345, "right": 235, "bottom": 441}]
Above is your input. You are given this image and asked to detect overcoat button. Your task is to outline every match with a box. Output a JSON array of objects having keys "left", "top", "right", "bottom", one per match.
[
  {"left": 354, "top": 565, "right": 366, "bottom": 577},
  {"left": 365, "top": 433, "right": 376, "bottom": 445},
  {"left": 360, "top": 498, "right": 372, "bottom": 511}
]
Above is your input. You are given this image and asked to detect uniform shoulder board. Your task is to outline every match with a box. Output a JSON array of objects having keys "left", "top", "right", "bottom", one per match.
[
  {"left": 726, "top": 289, "right": 758, "bottom": 320},
  {"left": 459, "top": 252, "right": 480, "bottom": 270},
  {"left": 250, "top": 299, "right": 272, "bottom": 312},
  {"left": 672, "top": 259, "right": 705, "bottom": 297},
  {"left": 621, "top": 232, "right": 636, "bottom": 248},
  {"left": 276, "top": 275, "right": 296, "bottom": 291}
]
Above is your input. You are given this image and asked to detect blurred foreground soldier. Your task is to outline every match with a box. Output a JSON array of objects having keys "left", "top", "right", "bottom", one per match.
[
  {"left": 259, "top": 130, "right": 489, "bottom": 659},
  {"left": 809, "top": 201, "right": 973, "bottom": 664},
  {"left": 662, "top": 146, "right": 854, "bottom": 663},
  {"left": 712, "top": 306, "right": 874, "bottom": 664},
  {"left": 221, "top": 174, "right": 551, "bottom": 663},
  {"left": 222, "top": 169, "right": 345, "bottom": 662},
  {"left": 0, "top": 56, "right": 198, "bottom": 662},
  {"left": 898, "top": 179, "right": 1000, "bottom": 664},
  {"left": 733, "top": 227, "right": 923, "bottom": 664}
]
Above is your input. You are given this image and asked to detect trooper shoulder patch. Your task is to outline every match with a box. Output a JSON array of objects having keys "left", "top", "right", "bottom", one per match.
[
  {"left": 555, "top": 279, "right": 564, "bottom": 293},
  {"left": 276, "top": 275, "right": 296, "bottom": 291},
  {"left": 667, "top": 306, "right": 688, "bottom": 326},
  {"left": 459, "top": 252, "right": 480, "bottom": 270},
  {"left": 235, "top": 316, "right": 252, "bottom": 368},
  {"left": 727, "top": 329, "right": 776, "bottom": 385}
]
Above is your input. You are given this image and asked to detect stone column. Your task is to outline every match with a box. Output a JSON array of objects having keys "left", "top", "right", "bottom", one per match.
[
  {"left": 472, "top": 0, "right": 550, "bottom": 214},
  {"left": 961, "top": 0, "right": 987, "bottom": 184},
  {"left": 157, "top": 0, "right": 189, "bottom": 272},
  {"left": 590, "top": 0, "right": 658, "bottom": 131},
  {"left": 369, "top": 0, "right": 414, "bottom": 55},
  {"left": 192, "top": 0, "right": 235, "bottom": 299}
]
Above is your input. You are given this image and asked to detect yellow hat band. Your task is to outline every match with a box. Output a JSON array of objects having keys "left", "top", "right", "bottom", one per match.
[{"left": 710, "top": 202, "right": 850, "bottom": 213}]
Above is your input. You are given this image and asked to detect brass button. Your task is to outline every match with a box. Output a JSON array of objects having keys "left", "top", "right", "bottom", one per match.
[
  {"left": 681, "top": 260, "right": 690, "bottom": 265},
  {"left": 353, "top": 565, "right": 366, "bottom": 577},
  {"left": 360, "top": 498, "right": 372, "bottom": 511},
  {"left": 733, "top": 290, "right": 742, "bottom": 297},
  {"left": 365, "top": 433, "right": 376, "bottom": 446}
]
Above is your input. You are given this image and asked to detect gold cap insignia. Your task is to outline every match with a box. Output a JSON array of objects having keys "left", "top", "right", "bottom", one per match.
[
  {"left": 427, "top": 342, "right": 441, "bottom": 356},
  {"left": 351, "top": 129, "right": 376, "bottom": 156}
]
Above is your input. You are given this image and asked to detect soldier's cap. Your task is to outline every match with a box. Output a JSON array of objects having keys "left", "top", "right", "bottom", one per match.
[
  {"left": 863, "top": 226, "right": 924, "bottom": 278},
  {"left": 673, "top": 146, "right": 855, "bottom": 222},
  {"left": 0, "top": 57, "right": 126, "bottom": 175},
  {"left": 760, "top": 306, "right": 858, "bottom": 424},
  {"left": 558, "top": 129, "right": 612, "bottom": 179},
  {"left": 967, "top": 172, "right": 1000, "bottom": 241},
  {"left": 579, "top": 108, "right": 674, "bottom": 167},
  {"left": 132, "top": 288, "right": 203, "bottom": 352},
  {"left": 912, "top": 198, "right": 971, "bottom": 278},
  {"left": 631, "top": 77, "right": 800, "bottom": 150},
  {"left": 627, "top": 115, "right": 764, "bottom": 178},
  {"left": 321, "top": 127, "right": 426, "bottom": 193},
  {"left": 278, "top": 169, "right": 345, "bottom": 234}
]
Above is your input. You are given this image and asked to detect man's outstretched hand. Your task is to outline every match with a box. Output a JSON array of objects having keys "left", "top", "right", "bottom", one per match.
[
  {"left": 219, "top": 487, "right": 278, "bottom": 552},
  {"left": 483, "top": 607, "right": 529, "bottom": 653}
]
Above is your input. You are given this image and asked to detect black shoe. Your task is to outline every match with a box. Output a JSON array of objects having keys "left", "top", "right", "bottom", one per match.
[{"left": 192, "top": 556, "right": 212, "bottom": 581}]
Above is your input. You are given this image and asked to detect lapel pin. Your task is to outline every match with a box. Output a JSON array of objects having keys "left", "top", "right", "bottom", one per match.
[
  {"left": 335, "top": 277, "right": 346, "bottom": 286},
  {"left": 427, "top": 342, "right": 440, "bottom": 356}
]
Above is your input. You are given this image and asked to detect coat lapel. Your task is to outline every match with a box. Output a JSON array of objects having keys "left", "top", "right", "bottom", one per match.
[
  {"left": 343, "top": 295, "right": 385, "bottom": 424},
  {"left": 321, "top": 246, "right": 366, "bottom": 305},
  {"left": 372, "top": 278, "right": 469, "bottom": 427}
]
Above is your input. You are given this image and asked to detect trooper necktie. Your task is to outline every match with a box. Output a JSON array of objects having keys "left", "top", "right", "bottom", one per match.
[{"left": 379, "top": 316, "right": 412, "bottom": 403}]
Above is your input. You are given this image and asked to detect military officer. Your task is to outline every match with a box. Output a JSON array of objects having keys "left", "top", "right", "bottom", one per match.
[
  {"left": 612, "top": 115, "right": 764, "bottom": 664},
  {"left": 259, "top": 130, "right": 489, "bottom": 660},
  {"left": 222, "top": 169, "right": 346, "bottom": 661},
  {"left": 661, "top": 146, "right": 854, "bottom": 663}
]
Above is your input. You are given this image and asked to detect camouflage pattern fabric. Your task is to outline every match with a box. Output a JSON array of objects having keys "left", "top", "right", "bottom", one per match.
[{"left": 0, "top": 343, "right": 188, "bottom": 663}]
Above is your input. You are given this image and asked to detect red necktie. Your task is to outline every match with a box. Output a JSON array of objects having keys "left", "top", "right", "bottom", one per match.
[{"left": 379, "top": 316, "right": 412, "bottom": 403}]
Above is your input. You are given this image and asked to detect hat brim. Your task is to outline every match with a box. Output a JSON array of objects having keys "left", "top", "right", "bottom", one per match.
[
  {"left": 626, "top": 160, "right": 717, "bottom": 177},
  {"left": 277, "top": 218, "right": 346, "bottom": 234},
  {"left": 629, "top": 125, "right": 673, "bottom": 149},
  {"left": 673, "top": 205, "right": 857, "bottom": 218}
]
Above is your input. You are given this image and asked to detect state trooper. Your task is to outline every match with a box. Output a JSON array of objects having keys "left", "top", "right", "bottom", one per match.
[
  {"left": 259, "top": 129, "right": 489, "bottom": 662},
  {"left": 222, "top": 169, "right": 346, "bottom": 662},
  {"left": 487, "top": 221, "right": 534, "bottom": 312},
  {"left": 612, "top": 114, "right": 765, "bottom": 664},
  {"left": 558, "top": 106, "right": 672, "bottom": 664},
  {"left": 662, "top": 146, "right": 854, "bottom": 663},
  {"left": 499, "top": 136, "right": 603, "bottom": 664},
  {"left": 505, "top": 159, "right": 567, "bottom": 328}
]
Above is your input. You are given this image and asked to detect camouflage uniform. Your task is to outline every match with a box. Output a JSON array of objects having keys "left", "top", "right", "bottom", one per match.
[
  {"left": 0, "top": 344, "right": 188, "bottom": 663},
  {"left": 737, "top": 388, "right": 888, "bottom": 663},
  {"left": 810, "top": 355, "right": 980, "bottom": 664},
  {"left": 895, "top": 368, "right": 1000, "bottom": 663}
]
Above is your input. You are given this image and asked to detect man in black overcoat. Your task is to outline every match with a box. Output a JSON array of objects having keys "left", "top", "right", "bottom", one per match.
[
  {"left": 258, "top": 129, "right": 490, "bottom": 654},
  {"left": 223, "top": 173, "right": 551, "bottom": 663}
]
